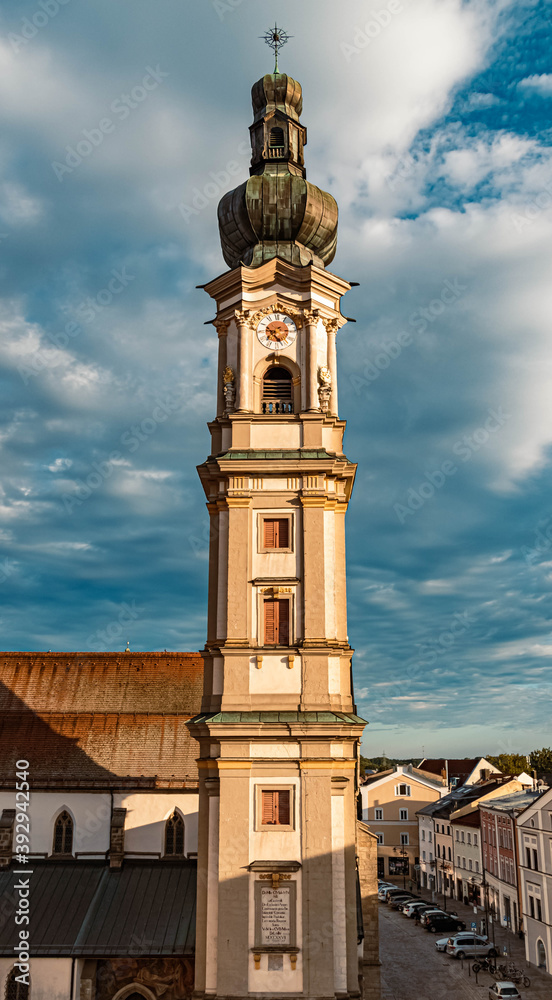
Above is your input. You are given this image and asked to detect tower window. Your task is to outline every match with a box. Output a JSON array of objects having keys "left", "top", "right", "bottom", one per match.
[
  {"left": 261, "top": 789, "right": 290, "bottom": 825},
  {"left": 5, "top": 967, "right": 29, "bottom": 1000},
  {"left": 269, "top": 126, "right": 285, "bottom": 148},
  {"left": 264, "top": 598, "right": 290, "bottom": 645},
  {"left": 262, "top": 367, "right": 293, "bottom": 414},
  {"left": 164, "top": 811, "right": 185, "bottom": 856},
  {"left": 263, "top": 517, "right": 289, "bottom": 549},
  {"left": 53, "top": 810, "right": 73, "bottom": 855}
]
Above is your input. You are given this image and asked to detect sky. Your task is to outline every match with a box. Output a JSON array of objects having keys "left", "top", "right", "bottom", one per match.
[{"left": 0, "top": 0, "right": 551, "bottom": 758}]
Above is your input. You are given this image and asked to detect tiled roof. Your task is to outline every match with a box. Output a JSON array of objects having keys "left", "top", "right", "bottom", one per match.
[
  {"left": 0, "top": 652, "right": 203, "bottom": 713},
  {"left": 418, "top": 758, "right": 479, "bottom": 780},
  {"left": 0, "top": 652, "right": 204, "bottom": 787},
  {"left": 0, "top": 861, "right": 196, "bottom": 956},
  {"left": 0, "top": 712, "right": 200, "bottom": 786}
]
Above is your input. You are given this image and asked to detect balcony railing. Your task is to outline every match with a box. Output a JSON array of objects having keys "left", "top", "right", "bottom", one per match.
[{"left": 261, "top": 399, "right": 293, "bottom": 415}]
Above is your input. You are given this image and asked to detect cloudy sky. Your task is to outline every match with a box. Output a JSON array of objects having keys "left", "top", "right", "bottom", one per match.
[{"left": 1, "top": 0, "right": 551, "bottom": 758}]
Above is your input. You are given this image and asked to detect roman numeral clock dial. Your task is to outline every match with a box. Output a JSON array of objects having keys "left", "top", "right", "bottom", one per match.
[{"left": 256, "top": 312, "right": 297, "bottom": 350}]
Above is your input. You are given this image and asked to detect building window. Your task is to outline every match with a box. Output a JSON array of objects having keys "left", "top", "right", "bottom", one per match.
[
  {"left": 533, "top": 848, "right": 538, "bottom": 870},
  {"left": 437, "top": 844, "right": 441, "bottom": 858},
  {"left": 467, "top": 833, "right": 471, "bottom": 845},
  {"left": 260, "top": 516, "right": 291, "bottom": 551},
  {"left": 463, "top": 857, "right": 466, "bottom": 869},
  {"left": 473, "top": 833, "right": 478, "bottom": 846},
  {"left": 457, "top": 855, "right": 461, "bottom": 866},
  {"left": 422, "top": 851, "right": 426, "bottom": 861},
  {"left": 374, "top": 808, "right": 383, "bottom": 820},
  {"left": 376, "top": 833, "right": 384, "bottom": 845},
  {"left": 399, "top": 808, "right": 408, "bottom": 821},
  {"left": 164, "top": 811, "right": 185, "bottom": 856},
  {"left": 264, "top": 598, "right": 290, "bottom": 645},
  {"left": 475, "top": 861, "right": 479, "bottom": 873},
  {"left": 395, "top": 784, "right": 411, "bottom": 796},
  {"left": 455, "top": 830, "right": 459, "bottom": 841},
  {"left": 400, "top": 833, "right": 409, "bottom": 846},
  {"left": 421, "top": 829, "right": 425, "bottom": 841},
  {"left": 53, "top": 810, "right": 73, "bottom": 855},
  {"left": 5, "top": 968, "right": 29, "bottom": 1000},
  {"left": 257, "top": 787, "right": 294, "bottom": 830},
  {"left": 428, "top": 831, "right": 432, "bottom": 843},
  {"left": 448, "top": 847, "right": 451, "bottom": 861},
  {"left": 447, "top": 825, "right": 450, "bottom": 835},
  {"left": 461, "top": 831, "right": 465, "bottom": 842},
  {"left": 529, "top": 896, "right": 535, "bottom": 919},
  {"left": 537, "top": 898, "right": 542, "bottom": 921},
  {"left": 261, "top": 366, "right": 293, "bottom": 414},
  {"left": 469, "top": 859, "right": 473, "bottom": 870}
]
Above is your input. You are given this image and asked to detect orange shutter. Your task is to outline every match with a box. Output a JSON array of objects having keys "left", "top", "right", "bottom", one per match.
[
  {"left": 264, "top": 600, "right": 277, "bottom": 644},
  {"left": 263, "top": 519, "right": 276, "bottom": 548},
  {"left": 262, "top": 790, "right": 276, "bottom": 824},
  {"left": 278, "top": 600, "right": 289, "bottom": 645}
]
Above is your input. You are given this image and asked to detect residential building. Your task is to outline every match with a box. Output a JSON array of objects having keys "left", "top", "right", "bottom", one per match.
[
  {"left": 481, "top": 789, "right": 542, "bottom": 938},
  {"left": 516, "top": 786, "right": 552, "bottom": 974},
  {"left": 418, "top": 776, "right": 527, "bottom": 902},
  {"left": 360, "top": 764, "right": 445, "bottom": 883},
  {"left": 419, "top": 757, "right": 501, "bottom": 789},
  {"left": 450, "top": 807, "right": 483, "bottom": 904}
]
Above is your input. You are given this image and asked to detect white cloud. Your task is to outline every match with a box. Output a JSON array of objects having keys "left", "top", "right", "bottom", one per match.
[{"left": 518, "top": 74, "right": 552, "bottom": 97}]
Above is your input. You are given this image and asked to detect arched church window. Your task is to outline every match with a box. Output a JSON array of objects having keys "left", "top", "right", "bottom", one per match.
[
  {"left": 5, "top": 967, "right": 29, "bottom": 1000},
  {"left": 164, "top": 811, "right": 185, "bottom": 856},
  {"left": 269, "top": 126, "right": 284, "bottom": 148},
  {"left": 262, "top": 367, "right": 293, "bottom": 414},
  {"left": 52, "top": 811, "right": 73, "bottom": 855}
]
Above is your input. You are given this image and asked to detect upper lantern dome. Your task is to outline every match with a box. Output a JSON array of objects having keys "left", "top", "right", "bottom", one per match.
[{"left": 217, "top": 73, "right": 338, "bottom": 270}]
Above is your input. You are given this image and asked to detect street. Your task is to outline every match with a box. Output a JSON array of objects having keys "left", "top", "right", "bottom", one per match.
[{"left": 379, "top": 897, "right": 552, "bottom": 1000}]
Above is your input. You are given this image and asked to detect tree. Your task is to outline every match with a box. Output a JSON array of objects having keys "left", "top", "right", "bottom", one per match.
[
  {"left": 486, "top": 753, "right": 528, "bottom": 774},
  {"left": 529, "top": 747, "right": 552, "bottom": 777}
]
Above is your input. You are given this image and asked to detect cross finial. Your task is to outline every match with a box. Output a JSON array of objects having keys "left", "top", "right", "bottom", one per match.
[{"left": 260, "top": 22, "right": 292, "bottom": 74}]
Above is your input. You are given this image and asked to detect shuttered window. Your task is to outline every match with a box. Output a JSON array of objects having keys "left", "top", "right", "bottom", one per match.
[
  {"left": 261, "top": 789, "right": 291, "bottom": 826},
  {"left": 263, "top": 517, "right": 290, "bottom": 549},
  {"left": 264, "top": 599, "right": 290, "bottom": 645}
]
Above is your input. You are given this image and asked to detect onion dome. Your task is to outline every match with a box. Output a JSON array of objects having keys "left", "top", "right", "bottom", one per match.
[{"left": 217, "top": 73, "right": 338, "bottom": 270}]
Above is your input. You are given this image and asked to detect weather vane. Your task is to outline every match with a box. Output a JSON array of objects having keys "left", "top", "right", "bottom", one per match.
[{"left": 260, "top": 23, "right": 292, "bottom": 74}]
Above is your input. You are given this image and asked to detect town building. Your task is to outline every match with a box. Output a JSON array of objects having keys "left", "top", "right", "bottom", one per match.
[
  {"left": 0, "top": 51, "right": 379, "bottom": 1000},
  {"left": 516, "top": 785, "right": 552, "bottom": 974},
  {"left": 480, "top": 789, "right": 542, "bottom": 938},
  {"left": 450, "top": 807, "right": 483, "bottom": 904},
  {"left": 418, "top": 757, "right": 501, "bottom": 789},
  {"left": 360, "top": 764, "right": 445, "bottom": 883},
  {"left": 417, "top": 776, "right": 527, "bottom": 903}
]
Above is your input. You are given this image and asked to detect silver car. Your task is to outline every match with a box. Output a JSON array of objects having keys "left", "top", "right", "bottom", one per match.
[
  {"left": 444, "top": 933, "right": 497, "bottom": 959},
  {"left": 488, "top": 984, "right": 521, "bottom": 1000}
]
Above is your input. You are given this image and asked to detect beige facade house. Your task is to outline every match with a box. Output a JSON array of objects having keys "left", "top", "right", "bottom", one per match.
[
  {"left": 360, "top": 765, "right": 445, "bottom": 884},
  {"left": 189, "top": 64, "right": 379, "bottom": 1000}
]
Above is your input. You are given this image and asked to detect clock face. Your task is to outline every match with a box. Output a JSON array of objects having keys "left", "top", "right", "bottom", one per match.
[{"left": 257, "top": 312, "right": 297, "bottom": 350}]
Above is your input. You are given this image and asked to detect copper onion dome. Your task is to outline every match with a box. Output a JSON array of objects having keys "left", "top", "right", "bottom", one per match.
[{"left": 217, "top": 73, "right": 338, "bottom": 270}]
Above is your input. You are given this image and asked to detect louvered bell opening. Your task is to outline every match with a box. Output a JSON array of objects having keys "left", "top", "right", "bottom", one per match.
[
  {"left": 269, "top": 126, "right": 285, "bottom": 148},
  {"left": 262, "top": 367, "right": 293, "bottom": 414}
]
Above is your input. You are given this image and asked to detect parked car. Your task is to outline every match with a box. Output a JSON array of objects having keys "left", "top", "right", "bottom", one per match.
[
  {"left": 379, "top": 887, "right": 408, "bottom": 902},
  {"left": 425, "top": 914, "right": 466, "bottom": 934},
  {"left": 420, "top": 908, "right": 447, "bottom": 925},
  {"left": 488, "top": 984, "right": 521, "bottom": 1000},
  {"left": 445, "top": 933, "right": 497, "bottom": 959},
  {"left": 403, "top": 901, "right": 434, "bottom": 917},
  {"left": 390, "top": 894, "right": 419, "bottom": 909}
]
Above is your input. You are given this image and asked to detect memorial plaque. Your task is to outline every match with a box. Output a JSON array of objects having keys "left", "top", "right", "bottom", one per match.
[{"left": 260, "top": 886, "right": 291, "bottom": 945}]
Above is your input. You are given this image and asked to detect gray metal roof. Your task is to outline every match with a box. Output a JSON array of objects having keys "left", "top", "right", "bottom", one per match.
[
  {"left": 192, "top": 710, "right": 366, "bottom": 724},
  {"left": 0, "top": 862, "right": 196, "bottom": 956}
]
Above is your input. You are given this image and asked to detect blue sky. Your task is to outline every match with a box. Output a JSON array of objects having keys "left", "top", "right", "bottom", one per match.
[{"left": 1, "top": 0, "right": 551, "bottom": 758}]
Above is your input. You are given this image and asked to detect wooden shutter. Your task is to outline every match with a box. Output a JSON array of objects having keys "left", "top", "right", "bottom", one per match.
[
  {"left": 262, "top": 790, "right": 276, "bottom": 824},
  {"left": 264, "top": 599, "right": 290, "bottom": 645},
  {"left": 277, "top": 790, "right": 290, "bottom": 825},
  {"left": 277, "top": 599, "right": 289, "bottom": 645},
  {"left": 263, "top": 519, "right": 276, "bottom": 548},
  {"left": 263, "top": 518, "right": 289, "bottom": 549}
]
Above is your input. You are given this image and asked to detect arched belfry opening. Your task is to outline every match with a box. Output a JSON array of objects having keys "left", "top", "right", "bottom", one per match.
[
  {"left": 269, "top": 126, "right": 284, "bottom": 148},
  {"left": 261, "top": 366, "right": 293, "bottom": 414}
]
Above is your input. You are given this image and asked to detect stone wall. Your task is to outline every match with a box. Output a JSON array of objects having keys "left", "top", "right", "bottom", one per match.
[{"left": 357, "top": 820, "right": 381, "bottom": 1000}]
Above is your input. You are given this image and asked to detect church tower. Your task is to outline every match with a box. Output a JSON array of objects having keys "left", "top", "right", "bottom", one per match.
[{"left": 190, "top": 37, "right": 366, "bottom": 1000}]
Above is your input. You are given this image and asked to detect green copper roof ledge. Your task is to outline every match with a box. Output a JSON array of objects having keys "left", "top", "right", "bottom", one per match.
[
  {"left": 189, "top": 711, "right": 367, "bottom": 725},
  {"left": 215, "top": 449, "right": 344, "bottom": 461}
]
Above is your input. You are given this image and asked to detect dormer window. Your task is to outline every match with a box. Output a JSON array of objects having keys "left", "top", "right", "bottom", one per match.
[
  {"left": 269, "top": 126, "right": 285, "bottom": 148},
  {"left": 262, "top": 367, "right": 293, "bottom": 414}
]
